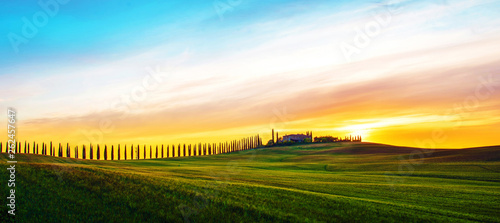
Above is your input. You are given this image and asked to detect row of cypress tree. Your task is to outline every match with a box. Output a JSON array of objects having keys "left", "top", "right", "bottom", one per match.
[{"left": 0, "top": 135, "right": 262, "bottom": 160}]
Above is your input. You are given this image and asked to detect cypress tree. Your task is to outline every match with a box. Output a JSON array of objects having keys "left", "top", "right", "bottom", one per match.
[
  {"left": 75, "top": 146, "right": 79, "bottom": 159},
  {"left": 97, "top": 144, "right": 101, "bottom": 160},
  {"left": 161, "top": 145, "right": 164, "bottom": 158},
  {"left": 50, "top": 141, "right": 52, "bottom": 156},
  {"left": 143, "top": 145, "right": 146, "bottom": 159},
  {"left": 156, "top": 145, "right": 158, "bottom": 159},
  {"left": 36, "top": 143, "right": 39, "bottom": 154},
  {"left": 178, "top": 144, "right": 181, "bottom": 157},
  {"left": 111, "top": 145, "right": 114, "bottom": 160},
  {"left": 150, "top": 145, "right": 152, "bottom": 159},
  {"left": 124, "top": 145, "right": 127, "bottom": 160},
  {"left": 118, "top": 144, "right": 120, "bottom": 161},
  {"left": 104, "top": 145, "right": 108, "bottom": 160},
  {"left": 82, "top": 145, "right": 86, "bottom": 159},
  {"left": 90, "top": 144, "right": 94, "bottom": 160},
  {"left": 85, "top": 145, "right": 88, "bottom": 159}
]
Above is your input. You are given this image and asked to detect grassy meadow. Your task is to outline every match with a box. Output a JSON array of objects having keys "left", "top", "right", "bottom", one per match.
[{"left": 1, "top": 142, "right": 499, "bottom": 222}]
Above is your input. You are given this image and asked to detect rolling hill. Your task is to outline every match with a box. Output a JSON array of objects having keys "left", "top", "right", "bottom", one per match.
[{"left": 1, "top": 142, "right": 499, "bottom": 222}]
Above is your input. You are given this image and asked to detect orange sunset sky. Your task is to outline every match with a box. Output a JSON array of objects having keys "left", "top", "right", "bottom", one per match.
[{"left": 1, "top": 0, "right": 499, "bottom": 148}]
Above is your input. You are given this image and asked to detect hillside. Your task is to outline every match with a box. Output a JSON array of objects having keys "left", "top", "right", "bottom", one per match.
[{"left": 1, "top": 142, "right": 499, "bottom": 222}]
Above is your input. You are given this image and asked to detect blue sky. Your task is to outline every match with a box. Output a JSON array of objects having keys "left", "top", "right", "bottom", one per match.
[
  {"left": 1, "top": 0, "right": 500, "bottom": 148},
  {"left": 0, "top": 0, "right": 348, "bottom": 71}
]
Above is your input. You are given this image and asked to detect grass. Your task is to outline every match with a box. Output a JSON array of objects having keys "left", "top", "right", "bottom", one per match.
[{"left": 1, "top": 142, "right": 499, "bottom": 222}]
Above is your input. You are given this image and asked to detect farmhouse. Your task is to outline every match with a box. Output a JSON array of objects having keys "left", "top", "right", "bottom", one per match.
[{"left": 282, "top": 132, "right": 313, "bottom": 142}]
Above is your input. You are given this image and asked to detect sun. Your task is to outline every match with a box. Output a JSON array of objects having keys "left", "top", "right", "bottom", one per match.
[{"left": 337, "top": 124, "right": 372, "bottom": 141}]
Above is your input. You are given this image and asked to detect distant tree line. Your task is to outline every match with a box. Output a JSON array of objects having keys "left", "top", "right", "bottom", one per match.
[{"left": 0, "top": 134, "right": 262, "bottom": 161}]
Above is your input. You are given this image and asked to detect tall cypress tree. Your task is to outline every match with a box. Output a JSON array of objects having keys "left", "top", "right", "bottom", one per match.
[
  {"left": 82, "top": 145, "right": 86, "bottom": 159},
  {"left": 156, "top": 145, "right": 158, "bottom": 159},
  {"left": 104, "top": 145, "right": 108, "bottom": 160},
  {"left": 58, "top": 143, "right": 62, "bottom": 157},
  {"left": 143, "top": 145, "right": 146, "bottom": 159},
  {"left": 124, "top": 145, "right": 127, "bottom": 160},
  {"left": 161, "top": 145, "right": 164, "bottom": 158},
  {"left": 118, "top": 144, "right": 120, "bottom": 160},
  {"left": 90, "top": 144, "right": 93, "bottom": 160},
  {"left": 75, "top": 146, "right": 79, "bottom": 159},
  {"left": 97, "top": 144, "right": 100, "bottom": 160},
  {"left": 130, "top": 144, "right": 133, "bottom": 160},
  {"left": 112, "top": 145, "right": 115, "bottom": 160}
]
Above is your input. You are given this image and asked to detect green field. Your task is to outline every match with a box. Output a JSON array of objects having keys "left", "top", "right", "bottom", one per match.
[{"left": 1, "top": 142, "right": 499, "bottom": 222}]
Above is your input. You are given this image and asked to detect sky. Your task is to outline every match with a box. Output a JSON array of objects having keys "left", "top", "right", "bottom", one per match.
[{"left": 1, "top": 0, "right": 500, "bottom": 149}]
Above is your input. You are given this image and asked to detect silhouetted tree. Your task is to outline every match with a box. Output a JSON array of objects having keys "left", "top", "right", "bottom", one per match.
[
  {"left": 161, "top": 145, "right": 164, "bottom": 158},
  {"left": 58, "top": 143, "right": 62, "bottom": 157},
  {"left": 97, "top": 144, "right": 101, "bottom": 160},
  {"left": 118, "top": 144, "right": 120, "bottom": 160},
  {"left": 67, "top": 143, "right": 70, "bottom": 157},
  {"left": 104, "top": 145, "right": 108, "bottom": 160},
  {"left": 90, "top": 144, "right": 94, "bottom": 160},
  {"left": 130, "top": 144, "right": 133, "bottom": 160},
  {"left": 178, "top": 144, "right": 181, "bottom": 157},
  {"left": 124, "top": 145, "right": 126, "bottom": 160},
  {"left": 144, "top": 145, "right": 146, "bottom": 159},
  {"left": 156, "top": 145, "right": 158, "bottom": 159},
  {"left": 82, "top": 145, "right": 86, "bottom": 159},
  {"left": 111, "top": 145, "right": 115, "bottom": 160},
  {"left": 75, "top": 145, "right": 79, "bottom": 159},
  {"left": 136, "top": 145, "right": 139, "bottom": 159}
]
